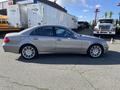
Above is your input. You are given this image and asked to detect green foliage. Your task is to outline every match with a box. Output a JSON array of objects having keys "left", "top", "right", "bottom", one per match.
[
  {"left": 105, "top": 12, "right": 107, "bottom": 18},
  {"left": 104, "top": 11, "right": 113, "bottom": 18}
]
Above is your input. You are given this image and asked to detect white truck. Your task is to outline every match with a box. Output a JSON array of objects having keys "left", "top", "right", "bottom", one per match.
[
  {"left": 7, "top": 4, "right": 28, "bottom": 29},
  {"left": 7, "top": 2, "right": 78, "bottom": 30},
  {"left": 94, "top": 19, "right": 116, "bottom": 35},
  {"left": 27, "top": 3, "right": 78, "bottom": 29}
]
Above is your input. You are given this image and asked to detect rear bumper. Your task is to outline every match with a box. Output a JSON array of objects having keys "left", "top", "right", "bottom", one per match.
[{"left": 2, "top": 43, "right": 19, "bottom": 54}]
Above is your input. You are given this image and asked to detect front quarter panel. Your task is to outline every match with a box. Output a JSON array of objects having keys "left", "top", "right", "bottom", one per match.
[
  {"left": 88, "top": 38, "right": 109, "bottom": 53},
  {"left": 78, "top": 35, "right": 108, "bottom": 54}
]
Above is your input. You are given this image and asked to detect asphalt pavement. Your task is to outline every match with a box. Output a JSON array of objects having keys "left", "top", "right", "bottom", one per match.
[{"left": 0, "top": 38, "right": 120, "bottom": 90}]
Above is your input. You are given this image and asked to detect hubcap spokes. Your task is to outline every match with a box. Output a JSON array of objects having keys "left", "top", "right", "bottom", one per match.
[
  {"left": 22, "top": 46, "right": 35, "bottom": 59},
  {"left": 90, "top": 46, "right": 102, "bottom": 57}
]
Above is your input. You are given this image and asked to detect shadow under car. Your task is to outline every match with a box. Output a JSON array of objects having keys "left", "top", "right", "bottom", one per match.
[{"left": 17, "top": 51, "right": 120, "bottom": 65}]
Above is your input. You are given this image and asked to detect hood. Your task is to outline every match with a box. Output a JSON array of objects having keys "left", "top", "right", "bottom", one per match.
[
  {"left": 81, "top": 35, "right": 100, "bottom": 40},
  {"left": 76, "top": 34, "right": 105, "bottom": 43}
]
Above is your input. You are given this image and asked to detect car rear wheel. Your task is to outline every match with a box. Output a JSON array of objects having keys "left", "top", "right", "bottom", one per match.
[
  {"left": 88, "top": 45, "right": 103, "bottom": 58},
  {"left": 21, "top": 45, "right": 37, "bottom": 60}
]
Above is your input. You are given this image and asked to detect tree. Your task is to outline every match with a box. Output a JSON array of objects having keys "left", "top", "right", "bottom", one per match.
[
  {"left": 105, "top": 12, "right": 107, "bottom": 18},
  {"left": 109, "top": 11, "right": 113, "bottom": 18},
  {"left": 104, "top": 11, "right": 113, "bottom": 18}
]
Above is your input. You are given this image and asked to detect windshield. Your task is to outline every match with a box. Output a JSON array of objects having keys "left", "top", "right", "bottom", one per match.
[{"left": 99, "top": 19, "right": 113, "bottom": 23}]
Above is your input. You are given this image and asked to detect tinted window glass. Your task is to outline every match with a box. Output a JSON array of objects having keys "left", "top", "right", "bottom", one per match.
[
  {"left": 55, "top": 27, "right": 74, "bottom": 38},
  {"left": 31, "top": 26, "right": 54, "bottom": 36}
]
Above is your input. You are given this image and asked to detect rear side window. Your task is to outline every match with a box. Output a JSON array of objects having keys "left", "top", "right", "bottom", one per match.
[{"left": 30, "top": 26, "right": 54, "bottom": 37}]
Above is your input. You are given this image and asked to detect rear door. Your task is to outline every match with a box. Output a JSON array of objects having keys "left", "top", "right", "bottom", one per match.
[{"left": 30, "top": 26, "right": 56, "bottom": 52}]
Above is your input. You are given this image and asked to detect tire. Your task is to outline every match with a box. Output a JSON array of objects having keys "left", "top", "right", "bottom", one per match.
[
  {"left": 20, "top": 45, "right": 38, "bottom": 60},
  {"left": 87, "top": 44, "right": 103, "bottom": 58}
]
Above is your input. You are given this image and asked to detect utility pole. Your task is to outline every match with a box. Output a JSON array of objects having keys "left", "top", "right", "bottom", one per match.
[
  {"left": 117, "top": 2, "right": 120, "bottom": 25},
  {"left": 94, "top": 8, "right": 100, "bottom": 26}
]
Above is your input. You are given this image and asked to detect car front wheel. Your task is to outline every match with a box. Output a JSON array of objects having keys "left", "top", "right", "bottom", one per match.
[
  {"left": 88, "top": 45, "right": 103, "bottom": 58},
  {"left": 21, "top": 45, "right": 37, "bottom": 60}
]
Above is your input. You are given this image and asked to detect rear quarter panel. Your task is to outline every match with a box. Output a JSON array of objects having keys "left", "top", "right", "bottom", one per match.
[{"left": 2, "top": 35, "right": 22, "bottom": 53}]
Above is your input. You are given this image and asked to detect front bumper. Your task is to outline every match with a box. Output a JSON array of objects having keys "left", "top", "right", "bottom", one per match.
[
  {"left": 102, "top": 42, "right": 109, "bottom": 53},
  {"left": 103, "top": 45, "right": 109, "bottom": 53},
  {"left": 93, "top": 31, "right": 116, "bottom": 35}
]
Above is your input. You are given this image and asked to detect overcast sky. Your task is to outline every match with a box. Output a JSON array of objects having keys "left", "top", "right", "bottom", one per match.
[{"left": 0, "top": 0, "right": 120, "bottom": 21}]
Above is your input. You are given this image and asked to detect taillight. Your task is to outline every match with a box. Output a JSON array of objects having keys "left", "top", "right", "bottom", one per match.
[{"left": 3, "top": 37, "right": 10, "bottom": 43}]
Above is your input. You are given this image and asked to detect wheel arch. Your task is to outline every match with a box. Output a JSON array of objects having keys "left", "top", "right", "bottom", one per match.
[
  {"left": 19, "top": 43, "right": 38, "bottom": 54},
  {"left": 87, "top": 43, "right": 104, "bottom": 54}
]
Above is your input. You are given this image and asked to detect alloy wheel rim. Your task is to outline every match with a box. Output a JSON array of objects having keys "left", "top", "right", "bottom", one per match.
[
  {"left": 90, "top": 45, "right": 102, "bottom": 58},
  {"left": 22, "top": 46, "right": 35, "bottom": 59}
]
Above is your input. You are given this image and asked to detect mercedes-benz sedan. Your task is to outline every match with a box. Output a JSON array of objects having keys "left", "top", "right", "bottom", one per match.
[{"left": 2, "top": 25, "right": 108, "bottom": 59}]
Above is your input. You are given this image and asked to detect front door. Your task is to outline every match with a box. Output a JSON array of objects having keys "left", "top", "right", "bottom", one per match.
[{"left": 54, "top": 27, "right": 82, "bottom": 53}]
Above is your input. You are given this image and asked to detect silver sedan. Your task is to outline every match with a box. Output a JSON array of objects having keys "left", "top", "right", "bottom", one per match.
[{"left": 2, "top": 25, "right": 108, "bottom": 59}]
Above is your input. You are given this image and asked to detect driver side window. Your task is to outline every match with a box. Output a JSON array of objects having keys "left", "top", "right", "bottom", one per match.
[{"left": 55, "top": 27, "right": 74, "bottom": 38}]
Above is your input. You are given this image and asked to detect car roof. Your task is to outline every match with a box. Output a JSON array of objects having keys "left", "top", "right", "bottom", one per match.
[
  {"left": 37, "top": 25, "right": 68, "bottom": 28},
  {"left": 19, "top": 25, "right": 70, "bottom": 35}
]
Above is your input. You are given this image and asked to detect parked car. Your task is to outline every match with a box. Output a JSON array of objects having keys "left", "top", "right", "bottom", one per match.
[
  {"left": 2, "top": 25, "right": 108, "bottom": 60},
  {"left": 78, "top": 21, "right": 90, "bottom": 30}
]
